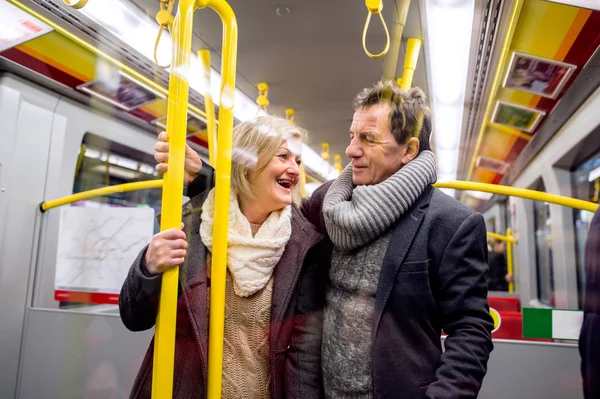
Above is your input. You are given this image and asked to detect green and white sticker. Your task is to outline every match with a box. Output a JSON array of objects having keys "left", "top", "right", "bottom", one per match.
[{"left": 522, "top": 308, "right": 583, "bottom": 340}]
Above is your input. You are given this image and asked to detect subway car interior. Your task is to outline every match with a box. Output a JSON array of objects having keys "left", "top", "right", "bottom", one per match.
[{"left": 0, "top": 0, "right": 599, "bottom": 397}]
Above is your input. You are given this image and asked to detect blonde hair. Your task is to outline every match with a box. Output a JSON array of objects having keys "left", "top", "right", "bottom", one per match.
[{"left": 231, "top": 116, "right": 307, "bottom": 202}]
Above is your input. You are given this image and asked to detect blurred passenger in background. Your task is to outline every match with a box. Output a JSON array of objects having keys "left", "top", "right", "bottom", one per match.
[
  {"left": 579, "top": 208, "right": 600, "bottom": 398},
  {"left": 120, "top": 116, "right": 328, "bottom": 399},
  {"left": 176, "top": 80, "right": 494, "bottom": 399},
  {"left": 487, "top": 238, "right": 510, "bottom": 291}
]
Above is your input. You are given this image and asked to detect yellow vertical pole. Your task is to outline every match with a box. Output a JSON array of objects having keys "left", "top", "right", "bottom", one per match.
[
  {"left": 299, "top": 164, "right": 307, "bottom": 198},
  {"left": 399, "top": 38, "right": 421, "bottom": 90},
  {"left": 152, "top": 0, "right": 195, "bottom": 397},
  {"left": 199, "top": 1, "right": 238, "bottom": 398},
  {"left": 286, "top": 108, "right": 306, "bottom": 197},
  {"left": 381, "top": 0, "right": 410, "bottom": 82},
  {"left": 151, "top": 1, "right": 237, "bottom": 398},
  {"left": 506, "top": 227, "right": 514, "bottom": 293},
  {"left": 199, "top": 49, "right": 217, "bottom": 166}
]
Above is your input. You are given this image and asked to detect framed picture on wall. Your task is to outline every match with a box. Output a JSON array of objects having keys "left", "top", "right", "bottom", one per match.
[
  {"left": 77, "top": 71, "right": 161, "bottom": 111},
  {"left": 503, "top": 52, "right": 577, "bottom": 99},
  {"left": 491, "top": 101, "right": 546, "bottom": 133},
  {"left": 476, "top": 155, "right": 510, "bottom": 175}
]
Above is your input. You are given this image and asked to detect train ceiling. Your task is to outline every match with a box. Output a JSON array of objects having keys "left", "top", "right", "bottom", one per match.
[{"left": 1, "top": 0, "right": 599, "bottom": 203}]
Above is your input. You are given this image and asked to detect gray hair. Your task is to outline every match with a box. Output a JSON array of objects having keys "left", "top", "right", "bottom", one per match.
[{"left": 353, "top": 81, "right": 432, "bottom": 152}]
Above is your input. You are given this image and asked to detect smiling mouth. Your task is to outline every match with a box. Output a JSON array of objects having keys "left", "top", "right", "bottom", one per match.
[{"left": 277, "top": 179, "right": 292, "bottom": 189}]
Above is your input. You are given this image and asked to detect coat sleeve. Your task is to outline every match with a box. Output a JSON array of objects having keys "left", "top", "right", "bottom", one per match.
[
  {"left": 119, "top": 245, "right": 162, "bottom": 332},
  {"left": 184, "top": 165, "right": 215, "bottom": 199},
  {"left": 426, "top": 212, "right": 494, "bottom": 399},
  {"left": 285, "top": 242, "right": 330, "bottom": 399},
  {"left": 299, "top": 180, "right": 333, "bottom": 236}
]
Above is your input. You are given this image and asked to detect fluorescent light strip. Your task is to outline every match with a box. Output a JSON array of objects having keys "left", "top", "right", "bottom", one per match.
[
  {"left": 425, "top": 0, "right": 475, "bottom": 197},
  {"left": 78, "top": 0, "right": 337, "bottom": 180}
]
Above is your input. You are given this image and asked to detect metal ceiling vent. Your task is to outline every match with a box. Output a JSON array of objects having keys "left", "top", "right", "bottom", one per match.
[{"left": 459, "top": 0, "right": 504, "bottom": 178}]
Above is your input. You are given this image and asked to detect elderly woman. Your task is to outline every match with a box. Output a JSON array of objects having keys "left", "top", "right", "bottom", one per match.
[{"left": 119, "top": 116, "right": 328, "bottom": 399}]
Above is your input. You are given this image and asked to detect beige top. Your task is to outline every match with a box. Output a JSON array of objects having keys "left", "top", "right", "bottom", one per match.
[{"left": 209, "top": 221, "right": 273, "bottom": 399}]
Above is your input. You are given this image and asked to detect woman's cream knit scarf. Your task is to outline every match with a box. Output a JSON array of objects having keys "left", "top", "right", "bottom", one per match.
[{"left": 200, "top": 188, "right": 292, "bottom": 297}]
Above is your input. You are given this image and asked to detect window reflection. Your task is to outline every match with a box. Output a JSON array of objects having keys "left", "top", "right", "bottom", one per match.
[
  {"left": 534, "top": 195, "right": 554, "bottom": 307},
  {"left": 571, "top": 151, "right": 600, "bottom": 309}
]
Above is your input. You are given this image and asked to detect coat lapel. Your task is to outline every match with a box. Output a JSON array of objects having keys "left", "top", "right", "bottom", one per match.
[
  {"left": 270, "top": 206, "right": 322, "bottom": 339},
  {"left": 372, "top": 186, "right": 433, "bottom": 333},
  {"left": 178, "top": 193, "right": 210, "bottom": 389}
]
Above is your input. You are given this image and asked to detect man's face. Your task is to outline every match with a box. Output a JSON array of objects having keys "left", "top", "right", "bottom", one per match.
[{"left": 346, "top": 103, "right": 406, "bottom": 186}]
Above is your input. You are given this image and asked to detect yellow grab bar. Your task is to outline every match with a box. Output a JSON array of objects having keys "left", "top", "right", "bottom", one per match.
[
  {"left": 41, "top": 180, "right": 598, "bottom": 215},
  {"left": 381, "top": 0, "right": 410, "bottom": 82},
  {"left": 285, "top": 108, "right": 307, "bottom": 197},
  {"left": 399, "top": 38, "right": 421, "bottom": 90},
  {"left": 199, "top": 49, "right": 217, "bottom": 166},
  {"left": 487, "top": 231, "right": 517, "bottom": 244},
  {"left": 40, "top": 180, "right": 163, "bottom": 211},
  {"left": 506, "top": 228, "right": 515, "bottom": 293},
  {"left": 150, "top": 0, "right": 237, "bottom": 398},
  {"left": 363, "top": 0, "right": 390, "bottom": 59},
  {"left": 434, "top": 180, "right": 598, "bottom": 213}
]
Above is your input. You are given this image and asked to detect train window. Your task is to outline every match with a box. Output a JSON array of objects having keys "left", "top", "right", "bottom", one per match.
[
  {"left": 55, "top": 133, "right": 163, "bottom": 311},
  {"left": 51, "top": 133, "right": 213, "bottom": 312},
  {"left": 533, "top": 188, "right": 555, "bottom": 307},
  {"left": 73, "top": 133, "right": 162, "bottom": 216},
  {"left": 571, "top": 151, "right": 600, "bottom": 308}
]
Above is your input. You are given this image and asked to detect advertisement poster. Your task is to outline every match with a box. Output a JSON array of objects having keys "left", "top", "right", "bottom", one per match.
[
  {"left": 77, "top": 71, "right": 159, "bottom": 111},
  {"left": 476, "top": 155, "right": 510, "bottom": 175},
  {"left": 503, "top": 52, "right": 576, "bottom": 99},
  {"left": 0, "top": 2, "right": 53, "bottom": 52},
  {"left": 491, "top": 101, "right": 546, "bottom": 133}
]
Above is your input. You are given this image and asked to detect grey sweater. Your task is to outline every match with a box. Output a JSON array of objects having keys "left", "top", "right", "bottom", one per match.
[{"left": 322, "top": 231, "right": 393, "bottom": 398}]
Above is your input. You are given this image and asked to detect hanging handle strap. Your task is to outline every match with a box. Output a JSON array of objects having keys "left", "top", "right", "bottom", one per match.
[
  {"left": 63, "top": 0, "right": 89, "bottom": 9},
  {"left": 362, "top": 0, "right": 390, "bottom": 59},
  {"left": 154, "top": 0, "right": 175, "bottom": 68}
]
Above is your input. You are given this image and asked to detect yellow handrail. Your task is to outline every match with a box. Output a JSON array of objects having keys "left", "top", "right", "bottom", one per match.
[
  {"left": 285, "top": 108, "right": 307, "bottom": 198},
  {"left": 506, "top": 228, "right": 515, "bottom": 293},
  {"left": 199, "top": 49, "right": 217, "bottom": 166},
  {"left": 200, "top": 2, "right": 237, "bottom": 399},
  {"left": 40, "top": 180, "right": 163, "bottom": 211},
  {"left": 149, "top": 0, "right": 237, "bottom": 398},
  {"left": 381, "top": 0, "right": 410, "bottom": 82},
  {"left": 41, "top": 179, "right": 598, "bottom": 216},
  {"left": 487, "top": 230, "right": 516, "bottom": 293},
  {"left": 398, "top": 38, "right": 421, "bottom": 90},
  {"left": 487, "top": 231, "right": 517, "bottom": 244},
  {"left": 434, "top": 181, "right": 598, "bottom": 213}
]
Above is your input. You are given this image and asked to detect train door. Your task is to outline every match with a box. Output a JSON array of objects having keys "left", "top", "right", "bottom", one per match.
[
  {"left": 0, "top": 73, "right": 59, "bottom": 399},
  {"left": 3, "top": 73, "right": 161, "bottom": 399}
]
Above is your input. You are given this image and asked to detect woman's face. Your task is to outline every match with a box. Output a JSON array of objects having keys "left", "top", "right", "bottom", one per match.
[{"left": 250, "top": 140, "right": 301, "bottom": 213}]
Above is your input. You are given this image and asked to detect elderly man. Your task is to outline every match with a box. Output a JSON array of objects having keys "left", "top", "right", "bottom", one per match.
[{"left": 156, "top": 81, "right": 494, "bottom": 398}]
